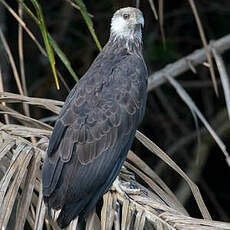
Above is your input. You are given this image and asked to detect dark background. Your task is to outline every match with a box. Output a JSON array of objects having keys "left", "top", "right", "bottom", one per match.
[{"left": 1, "top": 0, "right": 230, "bottom": 222}]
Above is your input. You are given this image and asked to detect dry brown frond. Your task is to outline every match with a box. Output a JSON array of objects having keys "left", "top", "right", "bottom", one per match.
[
  {"left": 188, "top": 0, "right": 218, "bottom": 96},
  {"left": 166, "top": 76, "right": 230, "bottom": 167},
  {"left": 147, "top": 33, "right": 230, "bottom": 91},
  {"left": 212, "top": 48, "right": 230, "bottom": 120},
  {"left": 0, "top": 91, "right": 63, "bottom": 114},
  {"left": 0, "top": 93, "right": 230, "bottom": 229}
]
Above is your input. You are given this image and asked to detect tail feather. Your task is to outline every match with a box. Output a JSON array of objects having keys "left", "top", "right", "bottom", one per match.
[
  {"left": 57, "top": 199, "right": 88, "bottom": 228},
  {"left": 56, "top": 153, "right": 127, "bottom": 228}
]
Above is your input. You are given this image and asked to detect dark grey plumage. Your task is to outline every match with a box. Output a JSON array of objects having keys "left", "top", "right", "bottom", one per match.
[{"left": 42, "top": 7, "right": 148, "bottom": 228}]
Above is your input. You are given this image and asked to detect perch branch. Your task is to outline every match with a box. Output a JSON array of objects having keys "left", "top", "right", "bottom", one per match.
[{"left": 147, "top": 33, "right": 230, "bottom": 92}]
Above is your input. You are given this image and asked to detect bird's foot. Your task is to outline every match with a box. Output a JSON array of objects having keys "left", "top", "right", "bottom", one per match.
[
  {"left": 111, "top": 177, "right": 125, "bottom": 195},
  {"left": 112, "top": 178, "right": 146, "bottom": 196}
]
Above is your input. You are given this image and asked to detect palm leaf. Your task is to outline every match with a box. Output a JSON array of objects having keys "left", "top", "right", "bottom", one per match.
[
  {"left": 74, "top": 0, "right": 102, "bottom": 51},
  {"left": 0, "top": 96, "right": 230, "bottom": 230},
  {"left": 29, "top": 0, "right": 59, "bottom": 90},
  {"left": 14, "top": 0, "right": 78, "bottom": 85}
]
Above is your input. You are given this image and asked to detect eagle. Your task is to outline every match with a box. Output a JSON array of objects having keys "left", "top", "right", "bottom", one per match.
[{"left": 42, "top": 7, "right": 148, "bottom": 228}]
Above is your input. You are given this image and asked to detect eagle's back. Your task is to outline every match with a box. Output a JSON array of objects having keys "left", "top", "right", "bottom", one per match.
[{"left": 42, "top": 43, "right": 147, "bottom": 228}]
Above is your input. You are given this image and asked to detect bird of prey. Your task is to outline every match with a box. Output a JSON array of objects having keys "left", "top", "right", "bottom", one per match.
[{"left": 42, "top": 7, "right": 148, "bottom": 228}]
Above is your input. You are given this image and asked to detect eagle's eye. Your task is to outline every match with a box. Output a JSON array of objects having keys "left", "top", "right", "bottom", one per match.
[{"left": 123, "top": 14, "right": 130, "bottom": 20}]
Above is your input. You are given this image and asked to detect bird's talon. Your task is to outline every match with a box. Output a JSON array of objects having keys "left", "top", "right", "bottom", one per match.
[
  {"left": 129, "top": 181, "right": 138, "bottom": 189},
  {"left": 112, "top": 178, "right": 144, "bottom": 196},
  {"left": 140, "top": 188, "right": 148, "bottom": 196}
]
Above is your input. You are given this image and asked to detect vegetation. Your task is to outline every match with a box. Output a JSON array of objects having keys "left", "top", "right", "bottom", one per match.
[{"left": 0, "top": 0, "right": 230, "bottom": 229}]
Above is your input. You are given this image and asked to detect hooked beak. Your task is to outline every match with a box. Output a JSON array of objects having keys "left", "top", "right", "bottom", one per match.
[
  {"left": 134, "top": 18, "right": 144, "bottom": 31},
  {"left": 138, "top": 16, "right": 144, "bottom": 28}
]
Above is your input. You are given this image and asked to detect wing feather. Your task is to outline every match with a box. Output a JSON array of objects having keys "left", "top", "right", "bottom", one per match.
[
  {"left": 42, "top": 51, "right": 148, "bottom": 224},
  {"left": 46, "top": 120, "right": 67, "bottom": 158}
]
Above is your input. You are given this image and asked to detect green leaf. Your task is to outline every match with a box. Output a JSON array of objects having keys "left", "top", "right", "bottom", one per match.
[
  {"left": 17, "top": 0, "right": 60, "bottom": 89},
  {"left": 17, "top": 0, "right": 79, "bottom": 85},
  {"left": 74, "top": 0, "right": 102, "bottom": 51},
  {"left": 17, "top": 0, "right": 39, "bottom": 24},
  {"left": 29, "top": 0, "right": 59, "bottom": 89},
  {"left": 48, "top": 35, "right": 79, "bottom": 82}
]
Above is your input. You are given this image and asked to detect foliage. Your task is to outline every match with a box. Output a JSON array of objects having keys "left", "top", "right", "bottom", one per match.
[{"left": 0, "top": 0, "right": 230, "bottom": 229}]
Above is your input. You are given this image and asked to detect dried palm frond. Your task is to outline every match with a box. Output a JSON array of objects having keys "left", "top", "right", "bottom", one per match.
[
  {"left": 0, "top": 93, "right": 230, "bottom": 230},
  {"left": 187, "top": 0, "right": 217, "bottom": 95},
  {"left": 0, "top": 92, "right": 63, "bottom": 114},
  {"left": 166, "top": 76, "right": 230, "bottom": 167},
  {"left": 212, "top": 48, "right": 230, "bottom": 121},
  {"left": 147, "top": 33, "right": 230, "bottom": 92}
]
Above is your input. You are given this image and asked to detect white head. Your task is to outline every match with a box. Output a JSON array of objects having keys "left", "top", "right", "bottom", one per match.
[{"left": 110, "top": 7, "right": 144, "bottom": 41}]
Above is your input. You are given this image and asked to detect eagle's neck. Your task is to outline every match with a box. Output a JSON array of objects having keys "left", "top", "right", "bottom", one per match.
[{"left": 105, "top": 34, "right": 142, "bottom": 55}]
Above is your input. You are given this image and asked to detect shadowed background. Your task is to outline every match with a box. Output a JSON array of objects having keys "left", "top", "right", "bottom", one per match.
[{"left": 1, "top": 0, "right": 230, "bottom": 224}]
